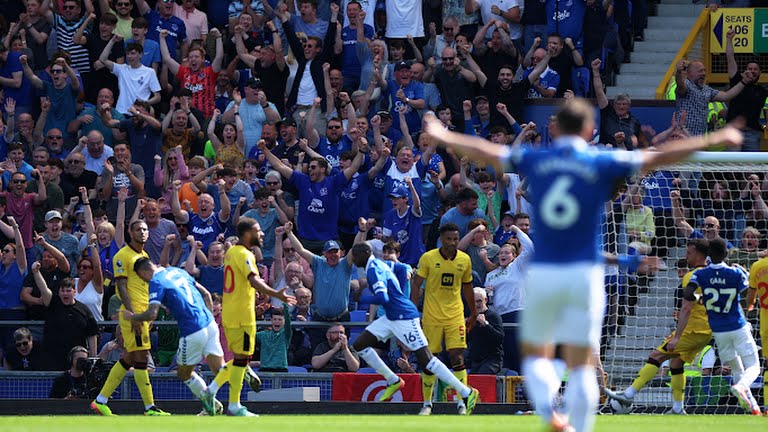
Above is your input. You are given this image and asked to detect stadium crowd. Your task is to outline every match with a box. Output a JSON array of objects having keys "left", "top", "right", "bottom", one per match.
[{"left": 0, "top": 0, "right": 764, "bottom": 405}]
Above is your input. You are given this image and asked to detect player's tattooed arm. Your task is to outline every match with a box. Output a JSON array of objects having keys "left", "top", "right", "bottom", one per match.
[
  {"left": 124, "top": 303, "right": 160, "bottom": 322},
  {"left": 195, "top": 282, "right": 214, "bottom": 311},
  {"left": 116, "top": 278, "right": 134, "bottom": 313}
]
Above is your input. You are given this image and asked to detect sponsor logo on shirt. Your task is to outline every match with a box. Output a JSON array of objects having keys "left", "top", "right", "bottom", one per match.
[{"left": 307, "top": 198, "right": 325, "bottom": 214}]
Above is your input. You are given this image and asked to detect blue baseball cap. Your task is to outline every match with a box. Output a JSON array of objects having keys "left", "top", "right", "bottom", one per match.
[
  {"left": 323, "top": 240, "right": 341, "bottom": 252},
  {"left": 388, "top": 185, "right": 409, "bottom": 199}
]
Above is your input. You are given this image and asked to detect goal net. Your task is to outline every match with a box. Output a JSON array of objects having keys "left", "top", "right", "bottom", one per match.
[{"left": 600, "top": 153, "right": 767, "bottom": 414}]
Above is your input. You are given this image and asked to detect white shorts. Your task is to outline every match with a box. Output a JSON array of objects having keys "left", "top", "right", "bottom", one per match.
[
  {"left": 520, "top": 262, "right": 605, "bottom": 350},
  {"left": 713, "top": 324, "right": 758, "bottom": 363},
  {"left": 177, "top": 321, "right": 224, "bottom": 366},
  {"left": 366, "top": 316, "right": 429, "bottom": 352}
]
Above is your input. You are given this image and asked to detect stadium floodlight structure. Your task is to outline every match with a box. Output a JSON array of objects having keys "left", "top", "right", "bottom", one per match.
[{"left": 600, "top": 151, "right": 767, "bottom": 414}]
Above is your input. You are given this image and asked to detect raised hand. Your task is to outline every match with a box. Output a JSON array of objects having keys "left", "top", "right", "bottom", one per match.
[
  {"left": 591, "top": 58, "right": 601, "bottom": 71},
  {"left": 117, "top": 187, "right": 128, "bottom": 202},
  {"left": 159, "top": 29, "right": 169, "bottom": 38},
  {"left": 209, "top": 28, "right": 222, "bottom": 39}
]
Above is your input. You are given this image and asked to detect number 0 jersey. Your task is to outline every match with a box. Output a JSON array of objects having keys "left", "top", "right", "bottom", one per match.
[
  {"left": 504, "top": 137, "right": 642, "bottom": 264},
  {"left": 689, "top": 262, "right": 748, "bottom": 333},
  {"left": 749, "top": 257, "right": 768, "bottom": 320},
  {"left": 223, "top": 244, "right": 258, "bottom": 327},
  {"left": 149, "top": 267, "right": 213, "bottom": 337},
  {"left": 416, "top": 248, "right": 473, "bottom": 323}
]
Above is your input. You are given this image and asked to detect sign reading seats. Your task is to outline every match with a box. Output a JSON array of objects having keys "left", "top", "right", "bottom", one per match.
[{"left": 710, "top": 8, "right": 755, "bottom": 53}]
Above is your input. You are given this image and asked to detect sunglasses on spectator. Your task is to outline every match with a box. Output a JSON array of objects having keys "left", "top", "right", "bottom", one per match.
[
  {"left": 442, "top": 57, "right": 454, "bottom": 62},
  {"left": 51, "top": 69, "right": 65, "bottom": 74},
  {"left": 78, "top": 264, "right": 93, "bottom": 269},
  {"left": 12, "top": 179, "right": 26, "bottom": 184},
  {"left": 15, "top": 340, "right": 29, "bottom": 348},
  {"left": 327, "top": 125, "right": 342, "bottom": 129},
  {"left": 62, "top": 5, "right": 77, "bottom": 10},
  {"left": 703, "top": 223, "right": 717, "bottom": 228},
  {"left": 116, "top": 2, "right": 131, "bottom": 6},
  {"left": 443, "top": 27, "right": 454, "bottom": 32},
  {"left": 47, "top": 135, "right": 63, "bottom": 140},
  {"left": 266, "top": 181, "right": 279, "bottom": 186},
  {"left": 69, "top": 160, "right": 84, "bottom": 164}
]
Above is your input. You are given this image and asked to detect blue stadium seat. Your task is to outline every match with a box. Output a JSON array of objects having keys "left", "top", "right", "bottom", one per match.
[
  {"left": 286, "top": 366, "right": 308, "bottom": 373},
  {"left": 349, "top": 310, "right": 367, "bottom": 322},
  {"left": 571, "top": 67, "right": 591, "bottom": 98},
  {"left": 357, "top": 367, "right": 377, "bottom": 374}
]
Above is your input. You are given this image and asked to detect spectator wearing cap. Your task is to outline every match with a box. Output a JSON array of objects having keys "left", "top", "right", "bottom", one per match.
[
  {"left": 592, "top": 60, "right": 641, "bottom": 149},
  {"left": 0, "top": 169, "right": 47, "bottom": 250},
  {"left": 423, "top": 17, "right": 459, "bottom": 66},
  {"left": 382, "top": 179, "right": 425, "bottom": 267},
  {"left": 276, "top": 1, "right": 338, "bottom": 137},
  {"left": 493, "top": 211, "right": 517, "bottom": 246},
  {"left": 375, "top": 60, "right": 425, "bottom": 133},
  {"left": 464, "top": 95, "right": 493, "bottom": 138},
  {"left": 135, "top": 0, "right": 187, "bottom": 62},
  {"left": 284, "top": 222, "right": 365, "bottom": 327},
  {"left": 521, "top": 46, "right": 558, "bottom": 98},
  {"left": 272, "top": 117, "right": 303, "bottom": 167},
  {"left": 37, "top": 210, "right": 80, "bottom": 276},
  {"left": 172, "top": 0, "right": 208, "bottom": 43},
  {"left": 233, "top": 23, "right": 289, "bottom": 115},
  {"left": 337, "top": 0, "right": 375, "bottom": 92},
  {"left": 221, "top": 76, "right": 280, "bottom": 158},
  {"left": 261, "top": 139, "right": 363, "bottom": 253}
]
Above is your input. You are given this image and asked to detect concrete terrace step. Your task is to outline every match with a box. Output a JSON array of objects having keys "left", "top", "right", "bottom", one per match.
[
  {"left": 629, "top": 51, "right": 678, "bottom": 64},
  {"left": 656, "top": 4, "right": 703, "bottom": 17},
  {"left": 648, "top": 16, "right": 698, "bottom": 29},
  {"left": 606, "top": 86, "right": 658, "bottom": 99},
  {"left": 619, "top": 62, "right": 671, "bottom": 74},
  {"left": 634, "top": 40, "right": 686, "bottom": 54},
  {"left": 615, "top": 74, "right": 670, "bottom": 88},
  {"left": 644, "top": 28, "right": 692, "bottom": 41}
]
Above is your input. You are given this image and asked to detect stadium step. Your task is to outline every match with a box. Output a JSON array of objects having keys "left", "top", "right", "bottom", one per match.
[
  {"left": 606, "top": 86, "right": 657, "bottom": 99},
  {"left": 615, "top": 74, "right": 670, "bottom": 88},
  {"left": 656, "top": 4, "right": 703, "bottom": 17},
  {"left": 633, "top": 41, "right": 685, "bottom": 54},
  {"left": 619, "top": 63, "right": 671, "bottom": 75},
  {"left": 644, "top": 29, "right": 692, "bottom": 41}
]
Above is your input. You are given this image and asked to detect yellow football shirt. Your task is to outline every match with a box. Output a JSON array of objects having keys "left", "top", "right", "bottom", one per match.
[
  {"left": 683, "top": 268, "right": 711, "bottom": 334},
  {"left": 416, "top": 248, "right": 473, "bottom": 323},
  {"left": 113, "top": 245, "right": 150, "bottom": 312},
  {"left": 749, "top": 257, "right": 768, "bottom": 331},
  {"left": 223, "top": 244, "right": 258, "bottom": 327}
]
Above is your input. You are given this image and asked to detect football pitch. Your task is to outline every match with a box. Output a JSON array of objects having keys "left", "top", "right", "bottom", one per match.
[{"left": 0, "top": 414, "right": 765, "bottom": 432}]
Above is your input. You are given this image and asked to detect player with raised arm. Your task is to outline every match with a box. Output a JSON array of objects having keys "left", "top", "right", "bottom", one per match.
[
  {"left": 91, "top": 220, "right": 169, "bottom": 416},
  {"left": 124, "top": 258, "right": 226, "bottom": 416},
  {"left": 746, "top": 242, "right": 768, "bottom": 415},
  {"left": 424, "top": 99, "right": 743, "bottom": 431},
  {"left": 349, "top": 242, "right": 480, "bottom": 414},
  {"left": 676, "top": 238, "right": 761, "bottom": 414},
  {"left": 204, "top": 217, "right": 296, "bottom": 416}
]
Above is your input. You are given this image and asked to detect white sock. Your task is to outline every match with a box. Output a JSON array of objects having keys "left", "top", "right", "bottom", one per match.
[
  {"left": 145, "top": 404, "right": 154, "bottom": 410},
  {"left": 184, "top": 372, "right": 207, "bottom": 399},
  {"left": 672, "top": 400, "right": 683, "bottom": 412},
  {"left": 95, "top": 394, "right": 109, "bottom": 404},
  {"left": 228, "top": 403, "right": 242, "bottom": 412},
  {"left": 359, "top": 347, "right": 400, "bottom": 385},
  {"left": 208, "top": 381, "right": 220, "bottom": 395},
  {"left": 521, "top": 356, "right": 561, "bottom": 421},
  {"left": 425, "top": 357, "right": 471, "bottom": 398},
  {"left": 738, "top": 352, "right": 761, "bottom": 389},
  {"left": 564, "top": 366, "right": 598, "bottom": 432},
  {"left": 624, "top": 386, "right": 637, "bottom": 399}
]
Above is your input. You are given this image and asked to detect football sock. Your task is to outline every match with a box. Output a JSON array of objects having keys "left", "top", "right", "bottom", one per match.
[
  {"left": 670, "top": 367, "right": 685, "bottom": 409},
  {"left": 184, "top": 372, "right": 207, "bottom": 399},
  {"left": 521, "top": 356, "right": 561, "bottom": 422},
  {"left": 738, "top": 352, "right": 760, "bottom": 389},
  {"left": 629, "top": 361, "right": 660, "bottom": 395},
  {"left": 452, "top": 368, "right": 468, "bottom": 407},
  {"left": 564, "top": 366, "right": 598, "bottom": 432},
  {"left": 96, "top": 359, "right": 130, "bottom": 404},
  {"left": 426, "top": 357, "right": 471, "bottom": 398},
  {"left": 133, "top": 362, "right": 154, "bottom": 410},
  {"left": 728, "top": 356, "right": 745, "bottom": 384},
  {"left": 421, "top": 371, "right": 436, "bottom": 406},
  {"left": 209, "top": 360, "right": 232, "bottom": 395},
  {"left": 228, "top": 363, "right": 247, "bottom": 407},
  {"left": 359, "top": 348, "right": 400, "bottom": 385}
]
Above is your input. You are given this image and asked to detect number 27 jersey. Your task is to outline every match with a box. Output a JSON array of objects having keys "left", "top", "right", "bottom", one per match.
[
  {"left": 505, "top": 138, "right": 642, "bottom": 263},
  {"left": 689, "top": 262, "right": 748, "bottom": 333}
]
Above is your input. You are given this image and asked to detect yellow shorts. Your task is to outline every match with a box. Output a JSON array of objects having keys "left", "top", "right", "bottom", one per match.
[
  {"left": 224, "top": 324, "right": 257, "bottom": 356},
  {"left": 656, "top": 331, "right": 712, "bottom": 364},
  {"left": 119, "top": 317, "right": 151, "bottom": 353},
  {"left": 423, "top": 321, "right": 466, "bottom": 353}
]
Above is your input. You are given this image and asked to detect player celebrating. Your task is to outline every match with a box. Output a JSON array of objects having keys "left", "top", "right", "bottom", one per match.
[
  {"left": 676, "top": 239, "right": 761, "bottom": 414},
  {"left": 424, "top": 100, "right": 743, "bottom": 431},
  {"left": 747, "top": 241, "right": 768, "bottom": 415},
  {"left": 206, "top": 217, "right": 296, "bottom": 416},
  {"left": 125, "top": 258, "right": 227, "bottom": 416},
  {"left": 410, "top": 223, "right": 476, "bottom": 415},
  {"left": 606, "top": 239, "right": 710, "bottom": 415},
  {"left": 350, "top": 243, "right": 480, "bottom": 414},
  {"left": 91, "top": 220, "right": 169, "bottom": 416}
]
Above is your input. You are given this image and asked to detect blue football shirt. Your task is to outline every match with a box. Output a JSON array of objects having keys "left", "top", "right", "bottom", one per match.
[
  {"left": 688, "top": 262, "right": 749, "bottom": 333},
  {"left": 366, "top": 257, "right": 419, "bottom": 321},
  {"left": 149, "top": 267, "right": 213, "bottom": 337}
]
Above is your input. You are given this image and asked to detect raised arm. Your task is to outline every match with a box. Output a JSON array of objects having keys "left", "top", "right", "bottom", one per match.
[
  {"left": 423, "top": 115, "right": 506, "bottom": 171},
  {"left": 725, "top": 29, "right": 738, "bottom": 78},
  {"left": 170, "top": 180, "right": 190, "bottom": 223},
  {"left": 564, "top": 37, "right": 583, "bottom": 66},
  {"left": 210, "top": 28, "right": 224, "bottom": 72},
  {"left": 32, "top": 261, "right": 53, "bottom": 307},
  {"left": 591, "top": 59, "right": 609, "bottom": 109},
  {"left": 115, "top": 188, "right": 127, "bottom": 247},
  {"left": 74, "top": 12, "right": 96, "bottom": 45},
  {"left": 285, "top": 222, "right": 315, "bottom": 263},
  {"left": 258, "top": 140, "right": 294, "bottom": 179},
  {"left": 675, "top": 60, "right": 688, "bottom": 96},
  {"left": 8, "top": 217, "right": 26, "bottom": 271},
  {"left": 641, "top": 124, "right": 743, "bottom": 172},
  {"left": 184, "top": 236, "right": 201, "bottom": 277},
  {"left": 19, "top": 55, "right": 43, "bottom": 89},
  {"left": 669, "top": 189, "right": 694, "bottom": 238},
  {"left": 159, "top": 30, "right": 181, "bottom": 76}
]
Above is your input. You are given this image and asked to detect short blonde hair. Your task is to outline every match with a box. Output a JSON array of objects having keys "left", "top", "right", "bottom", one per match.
[{"left": 97, "top": 222, "right": 116, "bottom": 238}]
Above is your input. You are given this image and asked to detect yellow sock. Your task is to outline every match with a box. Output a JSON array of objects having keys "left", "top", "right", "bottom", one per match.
[
  {"left": 133, "top": 368, "right": 155, "bottom": 408},
  {"left": 631, "top": 363, "right": 659, "bottom": 392},
  {"left": 763, "top": 371, "right": 768, "bottom": 410},
  {"left": 97, "top": 361, "right": 129, "bottom": 401},
  {"left": 452, "top": 369, "right": 468, "bottom": 387},
  {"left": 421, "top": 373, "right": 436, "bottom": 404},
  {"left": 215, "top": 360, "right": 233, "bottom": 387},
  {"left": 228, "top": 365, "right": 246, "bottom": 405},
  {"left": 670, "top": 372, "right": 685, "bottom": 402}
]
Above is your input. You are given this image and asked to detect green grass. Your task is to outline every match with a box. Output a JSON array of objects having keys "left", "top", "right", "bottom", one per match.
[{"left": 0, "top": 415, "right": 765, "bottom": 432}]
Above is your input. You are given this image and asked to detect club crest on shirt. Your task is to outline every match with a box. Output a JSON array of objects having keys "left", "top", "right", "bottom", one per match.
[
  {"left": 116, "top": 259, "right": 123, "bottom": 268},
  {"left": 319, "top": 187, "right": 328, "bottom": 196}
]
